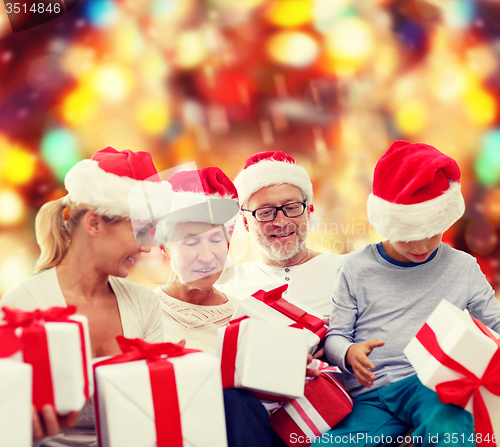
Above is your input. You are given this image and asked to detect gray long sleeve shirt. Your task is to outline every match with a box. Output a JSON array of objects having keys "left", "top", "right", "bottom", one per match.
[{"left": 325, "top": 242, "right": 500, "bottom": 397}]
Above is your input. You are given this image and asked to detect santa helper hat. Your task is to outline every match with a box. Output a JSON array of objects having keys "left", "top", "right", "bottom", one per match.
[
  {"left": 62, "top": 147, "right": 172, "bottom": 233},
  {"left": 155, "top": 167, "right": 240, "bottom": 243},
  {"left": 233, "top": 151, "right": 320, "bottom": 229},
  {"left": 367, "top": 140, "right": 465, "bottom": 242}
]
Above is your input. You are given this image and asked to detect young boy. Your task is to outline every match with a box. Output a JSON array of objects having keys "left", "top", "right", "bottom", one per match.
[{"left": 319, "top": 141, "right": 500, "bottom": 446}]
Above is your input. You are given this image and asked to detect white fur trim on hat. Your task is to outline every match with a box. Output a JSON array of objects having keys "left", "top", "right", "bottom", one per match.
[
  {"left": 367, "top": 182, "right": 465, "bottom": 242},
  {"left": 154, "top": 189, "right": 239, "bottom": 244},
  {"left": 234, "top": 159, "right": 319, "bottom": 229},
  {"left": 64, "top": 159, "right": 171, "bottom": 221},
  {"left": 234, "top": 159, "right": 313, "bottom": 207}
]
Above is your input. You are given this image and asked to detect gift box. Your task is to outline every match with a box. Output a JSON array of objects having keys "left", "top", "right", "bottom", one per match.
[
  {"left": 0, "top": 359, "right": 32, "bottom": 447},
  {"left": 231, "top": 284, "right": 327, "bottom": 354},
  {"left": 0, "top": 306, "right": 93, "bottom": 415},
  {"left": 94, "top": 336, "right": 228, "bottom": 447},
  {"left": 217, "top": 316, "right": 309, "bottom": 400},
  {"left": 404, "top": 299, "right": 500, "bottom": 446},
  {"left": 270, "top": 366, "right": 353, "bottom": 446}
]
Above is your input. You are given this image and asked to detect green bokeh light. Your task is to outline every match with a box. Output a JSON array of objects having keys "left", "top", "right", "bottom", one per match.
[{"left": 40, "top": 128, "right": 81, "bottom": 182}]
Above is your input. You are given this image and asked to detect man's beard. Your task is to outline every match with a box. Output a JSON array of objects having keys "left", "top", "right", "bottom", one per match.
[{"left": 251, "top": 226, "right": 306, "bottom": 262}]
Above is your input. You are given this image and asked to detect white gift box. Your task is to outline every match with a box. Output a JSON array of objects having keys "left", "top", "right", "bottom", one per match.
[
  {"left": 6, "top": 312, "right": 94, "bottom": 415},
  {"left": 0, "top": 359, "right": 32, "bottom": 447},
  {"left": 217, "top": 318, "right": 309, "bottom": 399},
  {"left": 94, "top": 351, "right": 228, "bottom": 447},
  {"left": 404, "top": 299, "right": 500, "bottom": 436},
  {"left": 231, "top": 295, "right": 325, "bottom": 354}
]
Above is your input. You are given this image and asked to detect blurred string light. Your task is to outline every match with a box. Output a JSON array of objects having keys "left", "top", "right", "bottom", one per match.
[
  {"left": 62, "top": 45, "right": 96, "bottom": 79},
  {"left": 90, "top": 64, "right": 135, "bottom": 103},
  {"left": 135, "top": 98, "right": 170, "bottom": 135},
  {"left": 0, "top": 143, "right": 36, "bottom": 186},
  {"left": 462, "top": 81, "right": 496, "bottom": 126},
  {"left": 475, "top": 129, "right": 500, "bottom": 186},
  {"left": 394, "top": 99, "right": 428, "bottom": 136},
  {"left": 61, "top": 63, "right": 134, "bottom": 125},
  {"left": 61, "top": 85, "right": 98, "bottom": 126},
  {"left": 0, "top": 189, "right": 26, "bottom": 226},
  {"left": 150, "top": 0, "right": 179, "bottom": 16},
  {"left": 264, "top": 0, "right": 314, "bottom": 28},
  {"left": 0, "top": 235, "right": 37, "bottom": 294},
  {"left": 174, "top": 30, "right": 209, "bottom": 69},
  {"left": 442, "top": 0, "right": 475, "bottom": 29},
  {"left": 483, "top": 188, "right": 500, "bottom": 221},
  {"left": 208, "top": 0, "right": 266, "bottom": 10},
  {"left": 313, "top": 0, "right": 352, "bottom": 32},
  {"left": 83, "top": 0, "right": 120, "bottom": 28},
  {"left": 112, "top": 20, "right": 144, "bottom": 62},
  {"left": 267, "top": 31, "right": 319, "bottom": 67},
  {"left": 40, "top": 128, "right": 80, "bottom": 182},
  {"left": 323, "top": 16, "right": 374, "bottom": 76},
  {"left": 465, "top": 217, "right": 498, "bottom": 256}
]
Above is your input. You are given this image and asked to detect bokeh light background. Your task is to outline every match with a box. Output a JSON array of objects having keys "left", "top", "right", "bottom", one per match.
[{"left": 1, "top": 0, "right": 500, "bottom": 296}]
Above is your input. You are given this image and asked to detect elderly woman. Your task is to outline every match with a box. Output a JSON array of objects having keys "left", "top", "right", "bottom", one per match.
[
  {"left": 1, "top": 147, "right": 170, "bottom": 446},
  {"left": 154, "top": 167, "right": 241, "bottom": 354},
  {"left": 155, "top": 167, "right": 286, "bottom": 447}
]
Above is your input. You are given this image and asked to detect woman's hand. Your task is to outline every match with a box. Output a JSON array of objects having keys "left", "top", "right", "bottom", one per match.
[
  {"left": 346, "top": 340, "right": 385, "bottom": 388},
  {"left": 32, "top": 404, "right": 80, "bottom": 440}
]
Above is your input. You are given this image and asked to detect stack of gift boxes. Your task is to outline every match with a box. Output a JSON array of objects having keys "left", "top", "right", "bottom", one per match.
[
  {"left": 0, "top": 284, "right": 356, "bottom": 447},
  {"left": 0, "top": 306, "right": 92, "bottom": 447}
]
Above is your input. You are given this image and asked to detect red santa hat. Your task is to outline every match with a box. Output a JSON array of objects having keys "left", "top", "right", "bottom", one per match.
[
  {"left": 367, "top": 140, "right": 465, "bottom": 242},
  {"left": 155, "top": 167, "right": 239, "bottom": 243},
  {"left": 233, "top": 150, "right": 319, "bottom": 228},
  {"left": 63, "top": 147, "right": 172, "bottom": 223}
]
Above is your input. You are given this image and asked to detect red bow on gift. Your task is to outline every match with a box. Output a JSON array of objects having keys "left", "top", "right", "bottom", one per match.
[
  {"left": 0, "top": 305, "right": 90, "bottom": 411},
  {"left": 416, "top": 318, "right": 500, "bottom": 445},
  {"left": 0, "top": 306, "right": 78, "bottom": 357},
  {"left": 94, "top": 337, "right": 200, "bottom": 447},
  {"left": 252, "top": 285, "right": 327, "bottom": 338}
]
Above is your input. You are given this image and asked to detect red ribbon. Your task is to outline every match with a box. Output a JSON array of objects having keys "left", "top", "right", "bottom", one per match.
[
  {"left": 0, "top": 306, "right": 90, "bottom": 411},
  {"left": 220, "top": 316, "right": 248, "bottom": 389},
  {"left": 416, "top": 319, "right": 500, "bottom": 445},
  {"left": 252, "top": 285, "right": 326, "bottom": 338},
  {"left": 93, "top": 336, "right": 200, "bottom": 447}
]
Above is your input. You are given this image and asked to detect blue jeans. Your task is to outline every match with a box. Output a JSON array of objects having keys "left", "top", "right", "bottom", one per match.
[
  {"left": 313, "top": 375, "right": 474, "bottom": 447},
  {"left": 223, "top": 388, "right": 273, "bottom": 447}
]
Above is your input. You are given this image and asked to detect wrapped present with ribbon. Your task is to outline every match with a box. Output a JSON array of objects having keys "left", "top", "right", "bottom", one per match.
[
  {"left": 0, "top": 306, "right": 92, "bottom": 415},
  {"left": 94, "top": 336, "right": 228, "bottom": 447},
  {"left": 404, "top": 299, "right": 500, "bottom": 446},
  {"left": 0, "top": 358, "right": 32, "bottom": 447},
  {"left": 270, "top": 364, "right": 353, "bottom": 447},
  {"left": 231, "top": 284, "right": 327, "bottom": 354},
  {"left": 217, "top": 316, "right": 309, "bottom": 400}
]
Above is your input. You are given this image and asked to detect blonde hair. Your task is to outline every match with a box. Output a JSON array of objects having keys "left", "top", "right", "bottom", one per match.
[{"left": 34, "top": 200, "right": 122, "bottom": 273}]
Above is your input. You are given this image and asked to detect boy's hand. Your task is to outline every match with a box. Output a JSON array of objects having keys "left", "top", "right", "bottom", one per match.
[
  {"left": 346, "top": 340, "right": 385, "bottom": 388},
  {"left": 32, "top": 404, "right": 80, "bottom": 439}
]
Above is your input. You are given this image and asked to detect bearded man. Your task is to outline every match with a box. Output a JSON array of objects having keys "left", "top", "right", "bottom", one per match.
[{"left": 216, "top": 151, "right": 342, "bottom": 317}]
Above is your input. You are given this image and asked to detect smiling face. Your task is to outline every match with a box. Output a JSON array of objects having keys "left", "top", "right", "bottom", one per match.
[
  {"left": 243, "top": 184, "right": 309, "bottom": 266},
  {"left": 167, "top": 222, "right": 229, "bottom": 288},
  {"left": 384, "top": 234, "right": 443, "bottom": 263},
  {"left": 96, "top": 218, "right": 152, "bottom": 277}
]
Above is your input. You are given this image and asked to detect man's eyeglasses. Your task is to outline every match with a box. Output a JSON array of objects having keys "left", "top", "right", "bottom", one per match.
[{"left": 242, "top": 202, "right": 307, "bottom": 222}]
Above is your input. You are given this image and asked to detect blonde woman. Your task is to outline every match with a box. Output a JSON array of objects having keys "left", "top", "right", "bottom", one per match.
[{"left": 1, "top": 147, "right": 171, "bottom": 445}]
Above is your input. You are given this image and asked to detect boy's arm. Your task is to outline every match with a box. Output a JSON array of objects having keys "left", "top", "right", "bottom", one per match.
[
  {"left": 467, "top": 259, "right": 500, "bottom": 333},
  {"left": 324, "top": 266, "right": 384, "bottom": 388},
  {"left": 324, "top": 267, "right": 358, "bottom": 370}
]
